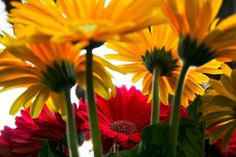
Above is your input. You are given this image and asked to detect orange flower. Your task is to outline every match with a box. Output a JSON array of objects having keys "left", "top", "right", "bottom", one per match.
[
  {"left": 9, "top": 0, "right": 164, "bottom": 48},
  {"left": 162, "top": 0, "right": 236, "bottom": 65}
]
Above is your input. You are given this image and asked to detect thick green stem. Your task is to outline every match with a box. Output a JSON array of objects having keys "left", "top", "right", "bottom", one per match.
[
  {"left": 168, "top": 61, "right": 190, "bottom": 156},
  {"left": 65, "top": 88, "right": 79, "bottom": 157},
  {"left": 86, "top": 48, "right": 102, "bottom": 157},
  {"left": 151, "top": 67, "right": 161, "bottom": 125}
]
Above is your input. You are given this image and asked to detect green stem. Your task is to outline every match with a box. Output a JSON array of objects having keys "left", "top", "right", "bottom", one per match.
[
  {"left": 65, "top": 88, "right": 79, "bottom": 157},
  {"left": 85, "top": 47, "right": 102, "bottom": 157},
  {"left": 168, "top": 61, "right": 190, "bottom": 156},
  {"left": 151, "top": 67, "right": 161, "bottom": 125}
]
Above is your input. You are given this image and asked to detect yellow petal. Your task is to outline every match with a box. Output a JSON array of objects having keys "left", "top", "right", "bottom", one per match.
[
  {"left": 94, "top": 55, "right": 126, "bottom": 74},
  {"left": 221, "top": 63, "right": 232, "bottom": 76},
  {"left": 30, "top": 87, "right": 50, "bottom": 118},
  {"left": 217, "top": 13, "right": 236, "bottom": 30},
  {"left": 48, "top": 92, "right": 67, "bottom": 120},
  {"left": 159, "top": 77, "right": 169, "bottom": 105},
  {"left": 0, "top": 77, "right": 39, "bottom": 92},
  {"left": 9, "top": 84, "right": 41, "bottom": 115}
]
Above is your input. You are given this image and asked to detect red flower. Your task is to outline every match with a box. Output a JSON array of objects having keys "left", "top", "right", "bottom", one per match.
[
  {"left": 159, "top": 102, "right": 188, "bottom": 123},
  {"left": 214, "top": 130, "right": 236, "bottom": 157},
  {"left": 0, "top": 105, "right": 66, "bottom": 157},
  {"left": 16, "top": 106, "right": 66, "bottom": 141},
  {"left": 0, "top": 126, "right": 15, "bottom": 157},
  {"left": 77, "top": 85, "right": 188, "bottom": 154}
]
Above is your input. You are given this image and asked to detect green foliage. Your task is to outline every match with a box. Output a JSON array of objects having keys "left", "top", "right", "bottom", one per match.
[
  {"left": 60, "top": 132, "right": 85, "bottom": 147},
  {"left": 187, "top": 95, "right": 202, "bottom": 121},
  {"left": 39, "top": 132, "right": 84, "bottom": 157},
  {"left": 78, "top": 132, "right": 86, "bottom": 146},
  {"left": 103, "top": 153, "right": 119, "bottom": 157},
  {"left": 177, "top": 119, "right": 205, "bottom": 157},
  {"left": 39, "top": 140, "right": 69, "bottom": 157}
]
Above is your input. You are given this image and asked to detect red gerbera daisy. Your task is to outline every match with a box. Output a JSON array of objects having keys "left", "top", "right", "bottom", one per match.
[
  {"left": 0, "top": 126, "right": 40, "bottom": 157},
  {"left": 0, "top": 105, "right": 67, "bottom": 157},
  {"left": 77, "top": 85, "right": 188, "bottom": 154}
]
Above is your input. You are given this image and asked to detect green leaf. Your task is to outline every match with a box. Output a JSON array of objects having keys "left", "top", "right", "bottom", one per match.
[
  {"left": 187, "top": 95, "right": 202, "bottom": 121},
  {"left": 39, "top": 140, "right": 69, "bottom": 157},
  {"left": 140, "top": 123, "right": 170, "bottom": 156},
  {"left": 178, "top": 119, "right": 205, "bottom": 157},
  {"left": 78, "top": 132, "right": 86, "bottom": 146},
  {"left": 103, "top": 152, "right": 119, "bottom": 157},
  {"left": 39, "top": 141, "right": 57, "bottom": 157},
  {"left": 60, "top": 132, "right": 85, "bottom": 147}
]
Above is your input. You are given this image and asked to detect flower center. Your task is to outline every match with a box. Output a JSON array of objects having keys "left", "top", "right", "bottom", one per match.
[
  {"left": 110, "top": 120, "right": 138, "bottom": 135},
  {"left": 178, "top": 35, "right": 215, "bottom": 66},
  {"left": 41, "top": 60, "right": 77, "bottom": 93},
  {"left": 142, "top": 47, "right": 179, "bottom": 76}
]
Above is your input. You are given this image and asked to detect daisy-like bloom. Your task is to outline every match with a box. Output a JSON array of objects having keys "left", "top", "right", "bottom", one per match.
[
  {"left": 106, "top": 24, "right": 222, "bottom": 106},
  {"left": 161, "top": 0, "right": 236, "bottom": 66},
  {"left": 77, "top": 85, "right": 188, "bottom": 153},
  {"left": 9, "top": 0, "right": 163, "bottom": 48},
  {"left": 0, "top": 105, "right": 67, "bottom": 157},
  {"left": 200, "top": 64, "right": 236, "bottom": 150},
  {"left": 0, "top": 34, "right": 117, "bottom": 118}
]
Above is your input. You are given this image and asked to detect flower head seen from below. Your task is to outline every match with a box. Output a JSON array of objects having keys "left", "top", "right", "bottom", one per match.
[
  {"left": 106, "top": 24, "right": 222, "bottom": 106},
  {"left": 0, "top": 105, "right": 67, "bottom": 157},
  {"left": 201, "top": 64, "right": 236, "bottom": 150},
  {"left": 77, "top": 85, "right": 188, "bottom": 154},
  {"left": 0, "top": 34, "right": 117, "bottom": 119},
  {"left": 162, "top": 0, "right": 236, "bottom": 66},
  {"left": 9, "top": 0, "right": 164, "bottom": 48}
]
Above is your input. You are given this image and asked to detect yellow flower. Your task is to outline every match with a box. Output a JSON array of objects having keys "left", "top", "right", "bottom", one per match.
[
  {"left": 106, "top": 24, "right": 222, "bottom": 107},
  {"left": 9, "top": 0, "right": 164, "bottom": 48},
  {"left": 200, "top": 64, "right": 236, "bottom": 150},
  {"left": 162, "top": 0, "right": 236, "bottom": 65},
  {"left": 0, "top": 35, "right": 117, "bottom": 119}
]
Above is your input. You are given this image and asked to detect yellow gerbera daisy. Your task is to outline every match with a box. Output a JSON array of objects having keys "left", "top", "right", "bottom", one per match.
[
  {"left": 0, "top": 34, "right": 117, "bottom": 119},
  {"left": 200, "top": 64, "right": 236, "bottom": 150},
  {"left": 106, "top": 24, "right": 222, "bottom": 107},
  {"left": 9, "top": 0, "right": 163, "bottom": 48},
  {"left": 161, "top": 0, "right": 236, "bottom": 65}
]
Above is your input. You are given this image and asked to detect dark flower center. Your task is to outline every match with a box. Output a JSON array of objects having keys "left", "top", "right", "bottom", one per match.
[
  {"left": 141, "top": 47, "right": 179, "bottom": 76},
  {"left": 41, "top": 60, "right": 77, "bottom": 93},
  {"left": 178, "top": 35, "right": 215, "bottom": 66},
  {"left": 110, "top": 120, "right": 138, "bottom": 135}
]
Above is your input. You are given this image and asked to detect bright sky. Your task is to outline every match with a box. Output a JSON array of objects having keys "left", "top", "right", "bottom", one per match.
[{"left": 0, "top": 1, "right": 142, "bottom": 156}]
